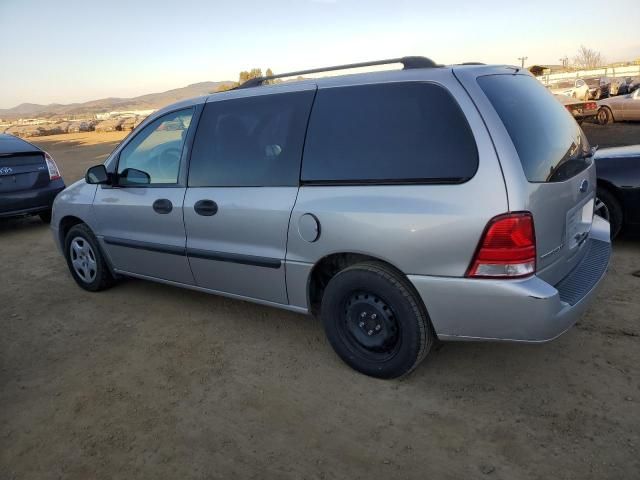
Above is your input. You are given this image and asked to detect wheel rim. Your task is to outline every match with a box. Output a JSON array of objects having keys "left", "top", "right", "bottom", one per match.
[
  {"left": 70, "top": 237, "right": 97, "bottom": 283},
  {"left": 595, "top": 197, "right": 610, "bottom": 222},
  {"left": 597, "top": 109, "right": 608, "bottom": 124},
  {"left": 340, "top": 291, "right": 401, "bottom": 360}
]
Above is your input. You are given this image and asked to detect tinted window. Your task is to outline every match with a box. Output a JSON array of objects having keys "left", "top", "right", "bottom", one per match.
[
  {"left": 189, "top": 90, "right": 315, "bottom": 187},
  {"left": 478, "top": 74, "right": 590, "bottom": 183},
  {"left": 117, "top": 108, "right": 193, "bottom": 185},
  {"left": 301, "top": 83, "right": 477, "bottom": 183}
]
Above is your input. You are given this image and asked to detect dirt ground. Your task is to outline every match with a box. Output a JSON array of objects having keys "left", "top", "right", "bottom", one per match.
[{"left": 1, "top": 130, "right": 639, "bottom": 480}]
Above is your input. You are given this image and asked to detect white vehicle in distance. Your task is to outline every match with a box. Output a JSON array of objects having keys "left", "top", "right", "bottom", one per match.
[{"left": 549, "top": 79, "right": 590, "bottom": 100}]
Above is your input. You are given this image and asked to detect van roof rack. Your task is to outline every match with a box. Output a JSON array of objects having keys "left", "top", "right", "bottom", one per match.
[{"left": 236, "top": 56, "right": 440, "bottom": 89}]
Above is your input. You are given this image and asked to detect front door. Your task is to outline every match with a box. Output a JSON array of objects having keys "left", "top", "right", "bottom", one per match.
[
  {"left": 93, "top": 108, "right": 196, "bottom": 284},
  {"left": 623, "top": 89, "right": 640, "bottom": 120},
  {"left": 183, "top": 86, "right": 316, "bottom": 304}
]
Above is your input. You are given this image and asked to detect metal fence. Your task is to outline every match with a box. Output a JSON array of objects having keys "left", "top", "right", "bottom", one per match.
[{"left": 539, "top": 65, "right": 640, "bottom": 85}]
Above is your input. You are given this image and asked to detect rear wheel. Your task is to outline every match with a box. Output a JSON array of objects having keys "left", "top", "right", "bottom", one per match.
[
  {"left": 597, "top": 107, "right": 613, "bottom": 125},
  {"left": 596, "top": 188, "right": 623, "bottom": 239},
  {"left": 320, "top": 261, "right": 434, "bottom": 379},
  {"left": 64, "top": 223, "right": 115, "bottom": 291},
  {"left": 39, "top": 209, "right": 52, "bottom": 223}
]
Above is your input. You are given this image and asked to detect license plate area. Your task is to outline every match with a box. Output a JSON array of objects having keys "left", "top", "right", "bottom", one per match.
[{"left": 566, "top": 197, "right": 594, "bottom": 250}]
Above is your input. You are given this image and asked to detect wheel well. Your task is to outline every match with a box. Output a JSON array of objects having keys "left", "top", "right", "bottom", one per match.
[
  {"left": 307, "top": 253, "right": 407, "bottom": 317},
  {"left": 600, "top": 105, "right": 614, "bottom": 118},
  {"left": 58, "top": 215, "right": 84, "bottom": 246}
]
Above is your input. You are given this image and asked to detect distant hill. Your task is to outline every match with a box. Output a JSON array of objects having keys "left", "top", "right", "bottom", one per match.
[{"left": 0, "top": 81, "right": 233, "bottom": 119}]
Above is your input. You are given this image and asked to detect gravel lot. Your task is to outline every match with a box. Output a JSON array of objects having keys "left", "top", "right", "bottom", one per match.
[{"left": 1, "top": 128, "right": 639, "bottom": 480}]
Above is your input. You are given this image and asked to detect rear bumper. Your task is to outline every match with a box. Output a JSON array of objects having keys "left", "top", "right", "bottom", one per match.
[
  {"left": 409, "top": 215, "right": 611, "bottom": 343},
  {"left": 0, "top": 180, "right": 65, "bottom": 217}
]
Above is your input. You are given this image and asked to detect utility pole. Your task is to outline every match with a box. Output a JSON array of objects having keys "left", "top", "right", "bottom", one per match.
[
  {"left": 559, "top": 56, "right": 569, "bottom": 69},
  {"left": 517, "top": 56, "right": 528, "bottom": 68}
]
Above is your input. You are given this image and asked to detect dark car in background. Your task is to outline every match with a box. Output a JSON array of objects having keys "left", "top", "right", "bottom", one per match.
[
  {"left": 0, "top": 134, "right": 65, "bottom": 223},
  {"left": 617, "top": 77, "right": 640, "bottom": 95},
  {"left": 609, "top": 78, "right": 625, "bottom": 96},
  {"left": 595, "top": 145, "right": 640, "bottom": 238},
  {"left": 585, "top": 77, "right": 610, "bottom": 100}
]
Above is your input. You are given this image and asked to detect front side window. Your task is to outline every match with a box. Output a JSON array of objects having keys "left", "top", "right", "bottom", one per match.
[
  {"left": 189, "top": 90, "right": 315, "bottom": 187},
  {"left": 302, "top": 82, "right": 478, "bottom": 183},
  {"left": 117, "top": 108, "right": 194, "bottom": 185}
]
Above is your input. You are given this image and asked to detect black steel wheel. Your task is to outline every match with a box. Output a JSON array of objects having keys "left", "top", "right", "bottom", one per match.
[{"left": 320, "top": 261, "right": 434, "bottom": 378}]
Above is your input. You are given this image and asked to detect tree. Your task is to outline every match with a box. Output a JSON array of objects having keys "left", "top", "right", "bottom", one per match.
[{"left": 573, "top": 45, "right": 603, "bottom": 70}]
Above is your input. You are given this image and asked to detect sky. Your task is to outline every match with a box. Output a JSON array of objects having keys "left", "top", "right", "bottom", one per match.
[{"left": 1, "top": 0, "right": 639, "bottom": 109}]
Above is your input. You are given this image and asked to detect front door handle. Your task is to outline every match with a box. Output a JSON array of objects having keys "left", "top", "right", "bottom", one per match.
[
  {"left": 152, "top": 198, "right": 173, "bottom": 214},
  {"left": 194, "top": 199, "right": 218, "bottom": 216}
]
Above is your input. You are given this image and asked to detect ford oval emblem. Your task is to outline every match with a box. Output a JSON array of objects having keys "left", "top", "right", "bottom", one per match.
[{"left": 579, "top": 179, "right": 589, "bottom": 193}]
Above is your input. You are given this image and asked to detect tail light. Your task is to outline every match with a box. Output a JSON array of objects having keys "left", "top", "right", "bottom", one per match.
[
  {"left": 44, "top": 152, "right": 61, "bottom": 180},
  {"left": 467, "top": 212, "right": 536, "bottom": 278},
  {"left": 585, "top": 102, "right": 597, "bottom": 110}
]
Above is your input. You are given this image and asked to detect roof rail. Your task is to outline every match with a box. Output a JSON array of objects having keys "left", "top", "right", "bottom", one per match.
[{"left": 236, "top": 56, "right": 440, "bottom": 89}]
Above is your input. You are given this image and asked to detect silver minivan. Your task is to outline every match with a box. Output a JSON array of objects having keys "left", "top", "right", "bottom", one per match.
[{"left": 52, "top": 58, "right": 611, "bottom": 378}]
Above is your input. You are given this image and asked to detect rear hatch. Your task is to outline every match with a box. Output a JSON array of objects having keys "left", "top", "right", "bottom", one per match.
[
  {"left": 0, "top": 136, "right": 49, "bottom": 194},
  {"left": 474, "top": 73, "right": 597, "bottom": 285},
  {"left": 0, "top": 152, "right": 51, "bottom": 193}
]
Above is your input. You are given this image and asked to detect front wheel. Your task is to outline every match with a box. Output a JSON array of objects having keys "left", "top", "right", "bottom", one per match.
[
  {"left": 320, "top": 262, "right": 434, "bottom": 379},
  {"left": 64, "top": 223, "right": 115, "bottom": 291}
]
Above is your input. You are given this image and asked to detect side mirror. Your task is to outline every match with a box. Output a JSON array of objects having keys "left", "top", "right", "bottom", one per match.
[
  {"left": 86, "top": 164, "right": 110, "bottom": 184},
  {"left": 120, "top": 168, "right": 151, "bottom": 185}
]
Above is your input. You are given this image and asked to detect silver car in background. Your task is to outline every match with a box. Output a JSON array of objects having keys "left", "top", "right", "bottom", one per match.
[
  {"left": 597, "top": 88, "right": 640, "bottom": 124},
  {"left": 51, "top": 58, "right": 611, "bottom": 378}
]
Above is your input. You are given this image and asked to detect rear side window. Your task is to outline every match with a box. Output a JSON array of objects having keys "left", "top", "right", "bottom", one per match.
[
  {"left": 478, "top": 74, "right": 590, "bottom": 183},
  {"left": 301, "top": 82, "right": 478, "bottom": 183},
  {"left": 189, "top": 90, "right": 315, "bottom": 187}
]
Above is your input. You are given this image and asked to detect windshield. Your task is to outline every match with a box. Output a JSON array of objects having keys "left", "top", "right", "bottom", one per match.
[{"left": 478, "top": 74, "right": 591, "bottom": 183}]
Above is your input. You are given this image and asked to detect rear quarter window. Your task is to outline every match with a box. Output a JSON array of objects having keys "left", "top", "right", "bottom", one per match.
[{"left": 301, "top": 82, "right": 478, "bottom": 183}]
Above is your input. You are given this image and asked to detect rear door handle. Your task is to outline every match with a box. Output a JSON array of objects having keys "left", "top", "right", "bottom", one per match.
[
  {"left": 152, "top": 198, "right": 173, "bottom": 214},
  {"left": 194, "top": 199, "right": 218, "bottom": 216}
]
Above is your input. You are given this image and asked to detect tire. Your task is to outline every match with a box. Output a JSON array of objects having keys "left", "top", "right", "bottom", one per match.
[
  {"left": 320, "top": 261, "right": 434, "bottom": 379},
  {"left": 39, "top": 209, "right": 52, "bottom": 223},
  {"left": 597, "top": 107, "right": 613, "bottom": 125},
  {"left": 64, "top": 223, "right": 115, "bottom": 291},
  {"left": 596, "top": 188, "right": 623, "bottom": 239}
]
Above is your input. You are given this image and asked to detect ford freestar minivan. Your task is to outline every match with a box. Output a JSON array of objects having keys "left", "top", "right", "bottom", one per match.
[{"left": 52, "top": 58, "right": 611, "bottom": 378}]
